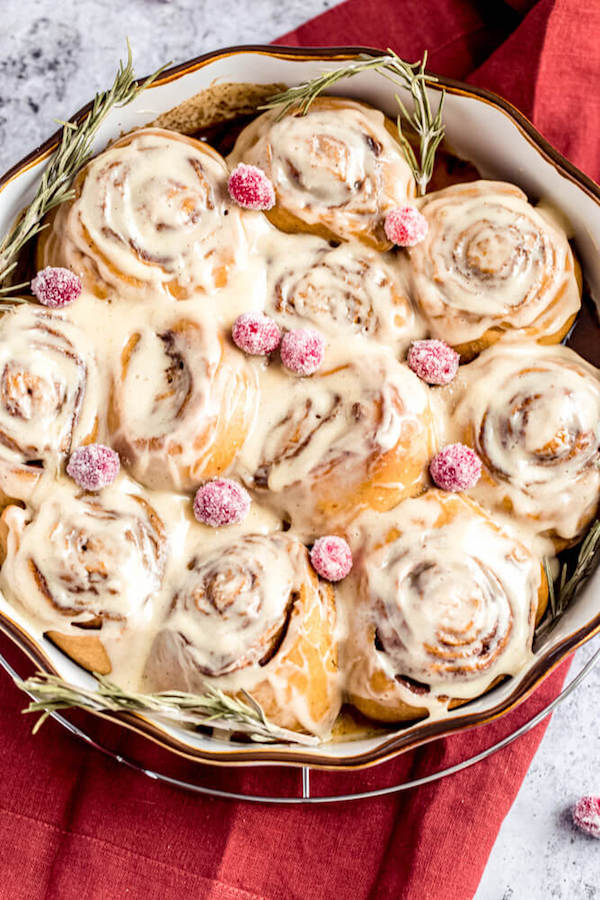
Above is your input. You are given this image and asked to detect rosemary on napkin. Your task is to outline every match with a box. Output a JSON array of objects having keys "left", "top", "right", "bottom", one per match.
[
  {"left": 261, "top": 49, "right": 445, "bottom": 195},
  {"left": 16, "top": 671, "right": 319, "bottom": 746},
  {"left": 538, "top": 520, "right": 600, "bottom": 638},
  {"left": 0, "top": 42, "right": 168, "bottom": 300}
]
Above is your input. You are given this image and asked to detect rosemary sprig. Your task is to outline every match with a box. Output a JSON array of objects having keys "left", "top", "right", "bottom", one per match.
[
  {"left": 538, "top": 520, "right": 600, "bottom": 637},
  {"left": 0, "top": 42, "right": 169, "bottom": 297},
  {"left": 261, "top": 49, "right": 445, "bottom": 195},
  {"left": 16, "top": 671, "right": 319, "bottom": 746}
]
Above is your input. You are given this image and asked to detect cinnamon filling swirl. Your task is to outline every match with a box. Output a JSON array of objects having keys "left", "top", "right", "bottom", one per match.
[
  {"left": 109, "top": 317, "right": 258, "bottom": 491},
  {"left": 37, "top": 128, "right": 262, "bottom": 299},
  {"left": 228, "top": 97, "right": 416, "bottom": 249},
  {"left": 0, "top": 307, "right": 99, "bottom": 501},
  {"left": 238, "top": 347, "right": 435, "bottom": 533},
  {"left": 344, "top": 491, "right": 546, "bottom": 720},
  {"left": 143, "top": 533, "right": 341, "bottom": 736},
  {"left": 0, "top": 482, "right": 166, "bottom": 626},
  {"left": 455, "top": 341, "right": 600, "bottom": 542},
  {"left": 371, "top": 554, "right": 514, "bottom": 682},
  {"left": 167, "top": 534, "right": 302, "bottom": 678},
  {"left": 264, "top": 232, "right": 422, "bottom": 349},
  {"left": 407, "top": 180, "right": 581, "bottom": 354}
]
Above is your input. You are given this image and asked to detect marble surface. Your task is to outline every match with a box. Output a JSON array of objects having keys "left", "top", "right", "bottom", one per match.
[{"left": 0, "top": 2, "right": 599, "bottom": 897}]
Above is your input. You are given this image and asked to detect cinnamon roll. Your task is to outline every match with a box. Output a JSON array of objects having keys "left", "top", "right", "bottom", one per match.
[
  {"left": 0, "top": 306, "right": 99, "bottom": 504},
  {"left": 453, "top": 340, "right": 600, "bottom": 546},
  {"left": 238, "top": 348, "right": 436, "bottom": 535},
  {"left": 37, "top": 128, "right": 260, "bottom": 300},
  {"left": 407, "top": 181, "right": 581, "bottom": 359},
  {"left": 0, "top": 480, "right": 167, "bottom": 673},
  {"left": 229, "top": 97, "right": 415, "bottom": 250},
  {"left": 109, "top": 317, "right": 258, "bottom": 491},
  {"left": 264, "top": 232, "right": 422, "bottom": 349},
  {"left": 345, "top": 490, "right": 548, "bottom": 722},
  {"left": 144, "top": 532, "right": 341, "bottom": 737}
]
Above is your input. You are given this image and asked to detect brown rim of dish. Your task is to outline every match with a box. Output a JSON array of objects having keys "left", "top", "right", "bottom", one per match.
[{"left": 0, "top": 43, "right": 599, "bottom": 770}]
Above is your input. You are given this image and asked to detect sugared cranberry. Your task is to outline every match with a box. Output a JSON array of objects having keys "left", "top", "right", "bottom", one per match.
[
  {"left": 228, "top": 163, "right": 275, "bottom": 211},
  {"left": 408, "top": 340, "right": 460, "bottom": 385},
  {"left": 280, "top": 328, "right": 325, "bottom": 376},
  {"left": 430, "top": 443, "right": 482, "bottom": 492},
  {"left": 310, "top": 535, "right": 353, "bottom": 582},
  {"left": 384, "top": 206, "right": 428, "bottom": 247},
  {"left": 193, "top": 479, "right": 250, "bottom": 527},
  {"left": 232, "top": 313, "right": 281, "bottom": 355},
  {"left": 31, "top": 266, "right": 82, "bottom": 308},
  {"left": 66, "top": 444, "right": 120, "bottom": 491},
  {"left": 573, "top": 796, "right": 600, "bottom": 839}
]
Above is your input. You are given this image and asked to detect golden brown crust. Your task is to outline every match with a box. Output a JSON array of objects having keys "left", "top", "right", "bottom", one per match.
[
  {"left": 248, "top": 577, "right": 340, "bottom": 734},
  {"left": 148, "top": 82, "right": 286, "bottom": 134},
  {"left": 45, "top": 630, "right": 112, "bottom": 675},
  {"left": 453, "top": 308, "right": 579, "bottom": 363}
]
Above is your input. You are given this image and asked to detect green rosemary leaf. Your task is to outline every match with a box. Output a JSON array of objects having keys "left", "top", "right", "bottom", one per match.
[
  {"left": 16, "top": 671, "right": 319, "bottom": 746},
  {"left": 543, "top": 558, "right": 557, "bottom": 621},
  {"left": 0, "top": 41, "right": 170, "bottom": 299},
  {"left": 538, "top": 520, "right": 600, "bottom": 637},
  {"left": 261, "top": 48, "right": 445, "bottom": 195}
]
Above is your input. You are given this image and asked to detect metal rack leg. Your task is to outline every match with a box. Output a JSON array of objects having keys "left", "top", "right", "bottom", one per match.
[{"left": 302, "top": 766, "right": 311, "bottom": 799}]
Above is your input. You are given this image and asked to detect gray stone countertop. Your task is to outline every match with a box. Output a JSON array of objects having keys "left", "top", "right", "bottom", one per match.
[{"left": 0, "top": 1, "right": 598, "bottom": 896}]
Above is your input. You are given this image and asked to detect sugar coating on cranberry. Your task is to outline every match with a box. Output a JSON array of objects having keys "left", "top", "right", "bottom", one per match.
[
  {"left": 384, "top": 206, "right": 428, "bottom": 247},
  {"left": 430, "top": 443, "right": 482, "bottom": 492},
  {"left": 232, "top": 313, "right": 281, "bottom": 355},
  {"left": 66, "top": 444, "right": 120, "bottom": 491},
  {"left": 310, "top": 536, "right": 353, "bottom": 582},
  {"left": 408, "top": 340, "right": 460, "bottom": 385},
  {"left": 31, "top": 266, "right": 82, "bottom": 308},
  {"left": 573, "top": 796, "right": 600, "bottom": 838},
  {"left": 280, "top": 328, "right": 325, "bottom": 376},
  {"left": 228, "top": 163, "right": 275, "bottom": 211},
  {"left": 193, "top": 479, "right": 250, "bottom": 527}
]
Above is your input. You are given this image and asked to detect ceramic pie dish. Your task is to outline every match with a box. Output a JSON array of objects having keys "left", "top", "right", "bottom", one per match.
[{"left": 1, "top": 44, "right": 600, "bottom": 770}]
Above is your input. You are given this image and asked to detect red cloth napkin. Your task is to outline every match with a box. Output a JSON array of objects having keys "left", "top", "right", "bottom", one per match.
[{"left": 1, "top": 2, "right": 597, "bottom": 898}]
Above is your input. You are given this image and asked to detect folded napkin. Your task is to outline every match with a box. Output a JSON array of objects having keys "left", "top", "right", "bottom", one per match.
[{"left": 0, "top": 2, "right": 596, "bottom": 898}]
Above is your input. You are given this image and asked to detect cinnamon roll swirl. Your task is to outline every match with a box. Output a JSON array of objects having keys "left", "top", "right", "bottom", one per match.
[
  {"left": 454, "top": 341, "right": 600, "bottom": 546},
  {"left": 238, "top": 348, "right": 436, "bottom": 535},
  {"left": 264, "top": 233, "right": 422, "bottom": 349},
  {"left": 345, "top": 490, "right": 547, "bottom": 722},
  {"left": 109, "top": 317, "right": 258, "bottom": 491},
  {"left": 229, "top": 97, "right": 415, "bottom": 250},
  {"left": 37, "top": 128, "right": 259, "bottom": 300},
  {"left": 407, "top": 181, "right": 581, "bottom": 358},
  {"left": 0, "top": 480, "right": 167, "bottom": 673},
  {"left": 144, "top": 532, "right": 340, "bottom": 737},
  {"left": 0, "top": 306, "right": 99, "bottom": 503}
]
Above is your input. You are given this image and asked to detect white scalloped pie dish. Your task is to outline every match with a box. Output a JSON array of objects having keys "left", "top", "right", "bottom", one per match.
[{"left": 1, "top": 45, "right": 600, "bottom": 769}]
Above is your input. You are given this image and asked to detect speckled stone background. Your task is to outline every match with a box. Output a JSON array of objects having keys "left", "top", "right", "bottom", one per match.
[{"left": 0, "top": 1, "right": 598, "bottom": 897}]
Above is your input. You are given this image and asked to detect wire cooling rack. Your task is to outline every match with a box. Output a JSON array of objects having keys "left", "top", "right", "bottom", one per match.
[{"left": 2, "top": 639, "right": 598, "bottom": 804}]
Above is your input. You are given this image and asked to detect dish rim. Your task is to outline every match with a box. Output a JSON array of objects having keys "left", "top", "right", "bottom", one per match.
[{"left": 0, "top": 42, "right": 599, "bottom": 770}]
